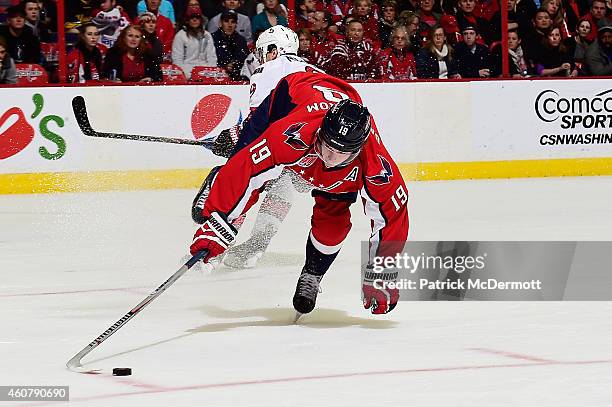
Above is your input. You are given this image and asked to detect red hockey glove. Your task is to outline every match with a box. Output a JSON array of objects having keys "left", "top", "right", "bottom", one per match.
[
  {"left": 190, "top": 212, "right": 237, "bottom": 263},
  {"left": 362, "top": 265, "right": 399, "bottom": 314}
]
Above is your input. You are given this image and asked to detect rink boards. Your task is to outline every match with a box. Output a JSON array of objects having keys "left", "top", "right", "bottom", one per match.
[{"left": 2, "top": 79, "right": 612, "bottom": 193}]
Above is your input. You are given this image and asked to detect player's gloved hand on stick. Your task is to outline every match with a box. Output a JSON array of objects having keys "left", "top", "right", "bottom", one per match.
[
  {"left": 211, "top": 125, "right": 240, "bottom": 158},
  {"left": 362, "top": 264, "right": 399, "bottom": 314},
  {"left": 190, "top": 212, "right": 237, "bottom": 263}
]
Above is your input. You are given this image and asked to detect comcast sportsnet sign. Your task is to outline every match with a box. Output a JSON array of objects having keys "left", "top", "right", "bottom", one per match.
[{"left": 535, "top": 88, "right": 612, "bottom": 146}]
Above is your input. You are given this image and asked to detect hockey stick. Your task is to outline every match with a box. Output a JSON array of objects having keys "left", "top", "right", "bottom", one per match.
[
  {"left": 66, "top": 250, "right": 208, "bottom": 373},
  {"left": 71, "top": 96, "right": 215, "bottom": 147}
]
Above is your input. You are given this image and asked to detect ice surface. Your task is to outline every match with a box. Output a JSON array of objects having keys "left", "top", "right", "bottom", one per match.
[{"left": 1, "top": 176, "right": 611, "bottom": 406}]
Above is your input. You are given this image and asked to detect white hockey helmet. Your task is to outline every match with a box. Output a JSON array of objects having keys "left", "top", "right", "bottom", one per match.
[{"left": 255, "top": 25, "right": 299, "bottom": 64}]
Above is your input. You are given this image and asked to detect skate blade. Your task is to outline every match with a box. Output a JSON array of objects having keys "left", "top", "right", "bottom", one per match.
[{"left": 293, "top": 312, "right": 303, "bottom": 324}]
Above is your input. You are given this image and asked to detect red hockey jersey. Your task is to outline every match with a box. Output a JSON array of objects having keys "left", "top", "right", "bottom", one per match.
[
  {"left": 202, "top": 71, "right": 409, "bottom": 258},
  {"left": 324, "top": 39, "right": 381, "bottom": 81},
  {"left": 379, "top": 48, "right": 417, "bottom": 81}
]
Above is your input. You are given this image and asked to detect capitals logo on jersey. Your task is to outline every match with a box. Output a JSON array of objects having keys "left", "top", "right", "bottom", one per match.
[
  {"left": 366, "top": 155, "right": 393, "bottom": 185},
  {"left": 283, "top": 122, "right": 309, "bottom": 150},
  {"left": 297, "top": 154, "right": 318, "bottom": 167}
]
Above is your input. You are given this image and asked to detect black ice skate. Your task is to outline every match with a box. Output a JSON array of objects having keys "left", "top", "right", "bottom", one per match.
[{"left": 293, "top": 269, "right": 324, "bottom": 321}]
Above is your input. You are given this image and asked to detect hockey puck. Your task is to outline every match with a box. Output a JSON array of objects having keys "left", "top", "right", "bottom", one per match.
[{"left": 112, "top": 368, "right": 132, "bottom": 376}]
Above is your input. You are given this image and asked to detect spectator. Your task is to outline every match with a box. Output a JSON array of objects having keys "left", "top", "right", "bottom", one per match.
[
  {"left": 254, "top": 0, "right": 288, "bottom": 16},
  {"left": 439, "top": 13, "right": 462, "bottom": 46},
  {"left": 137, "top": 11, "right": 166, "bottom": 63},
  {"left": 523, "top": 8, "right": 552, "bottom": 65},
  {"left": 172, "top": 8, "right": 217, "bottom": 79},
  {"left": 534, "top": 26, "right": 578, "bottom": 76},
  {"left": 399, "top": 10, "right": 423, "bottom": 50},
  {"left": 396, "top": 0, "right": 418, "bottom": 13},
  {"left": 491, "top": 28, "right": 531, "bottom": 77},
  {"left": 562, "top": 0, "right": 589, "bottom": 34},
  {"left": 379, "top": 0, "right": 398, "bottom": 49},
  {"left": 198, "top": 0, "right": 224, "bottom": 20},
  {"left": 566, "top": 17, "right": 593, "bottom": 69},
  {"left": 67, "top": 23, "right": 103, "bottom": 83},
  {"left": 352, "top": 0, "right": 380, "bottom": 45},
  {"left": 0, "top": 36, "right": 18, "bottom": 84},
  {"left": 309, "top": 11, "right": 341, "bottom": 65},
  {"left": 65, "top": 0, "right": 95, "bottom": 32},
  {"left": 541, "top": 0, "right": 568, "bottom": 38},
  {"left": 295, "top": 0, "right": 316, "bottom": 30},
  {"left": 455, "top": 0, "right": 490, "bottom": 43},
  {"left": 489, "top": 0, "right": 530, "bottom": 42},
  {"left": 417, "top": 0, "right": 441, "bottom": 31},
  {"left": 416, "top": 24, "right": 460, "bottom": 78},
  {"left": 455, "top": 25, "right": 491, "bottom": 77},
  {"left": 251, "top": 0, "right": 288, "bottom": 33},
  {"left": 102, "top": 24, "right": 163, "bottom": 82},
  {"left": 326, "top": 0, "right": 353, "bottom": 26},
  {"left": 584, "top": 0, "right": 612, "bottom": 42},
  {"left": 91, "top": 0, "right": 131, "bottom": 48},
  {"left": 514, "top": 0, "right": 538, "bottom": 37},
  {"left": 379, "top": 25, "right": 417, "bottom": 80},
  {"left": 177, "top": 0, "right": 203, "bottom": 22},
  {"left": 584, "top": 25, "right": 612, "bottom": 75},
  {"left": 326, "top": 19, "right": 380, "bottom": 80},
  {"left": 398, "top": 9, "right": 416, "bottom": 27},
  {"left": 212, "top": 9, "right": 249, "bottom": 80},
  {"left": 117, "top": 0, "right": 141, "bottom": 19},
  {"left": 140, "top": 0, "right": 175, "bottom": 54},
  {"left": 209, "top": 0, "right": 258, "bottom": 21},
  {"left": 297, "top": 28, "right": 313, "bottom": 62},
  {"left": 475, "top": 0, "right": 499, "bottom": 21},
  {"left": 22, "top": 0, "right": 51, "bottom": 40},
  {"left": 208, "top": 0, "right": 253, "bottom": 44},
  {"left": 136, "top": 0, "right": 175, "bottom": 23},
  {"left": 35, "top": 0, "right": 57, "bottom": 31},
  {"left": 0, "top": 5, "right": 40, "bottom": 63},
  {"left": 397, "top": 9, "right": 414, "bottom": 26}
]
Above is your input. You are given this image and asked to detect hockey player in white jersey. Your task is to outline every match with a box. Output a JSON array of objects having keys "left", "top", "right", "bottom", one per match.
[
  {"left": 248, "top": 26, "right": 313, "bottom": 108},
  {"left": 192, "top": 26, "right": 319, "bottom": 269}
]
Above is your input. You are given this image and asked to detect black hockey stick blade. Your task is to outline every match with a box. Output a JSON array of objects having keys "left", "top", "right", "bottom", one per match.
[{"left": 71, "top": 96, "right": 214, "bottom": 147}]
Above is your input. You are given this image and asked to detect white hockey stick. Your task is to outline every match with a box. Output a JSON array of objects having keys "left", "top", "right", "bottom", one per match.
[{"left": 66, "top": 251, "right": 207, "bottom": 373}]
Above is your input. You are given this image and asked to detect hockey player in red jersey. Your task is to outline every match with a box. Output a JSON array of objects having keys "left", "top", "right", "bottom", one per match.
[{"left": 190, "top": 72, "right": 409, "bottom": 315}]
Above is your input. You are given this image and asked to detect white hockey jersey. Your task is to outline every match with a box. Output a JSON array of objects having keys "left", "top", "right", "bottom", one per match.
[{"left": 248, "top": 54, "right": 323, "bottom": 109}]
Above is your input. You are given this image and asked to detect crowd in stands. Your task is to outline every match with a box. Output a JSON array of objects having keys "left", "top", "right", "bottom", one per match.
[{"left": 2, "top": 0, "right": 612, "bottom": 85}]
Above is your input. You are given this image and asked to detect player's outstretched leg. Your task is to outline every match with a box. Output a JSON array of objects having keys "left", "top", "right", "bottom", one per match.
[
  {"left": 223, "top": 170, "right": 296, "bottom": 269},
  {"left": 293, "top": 235, "right": 339, "bottom": 315}
]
